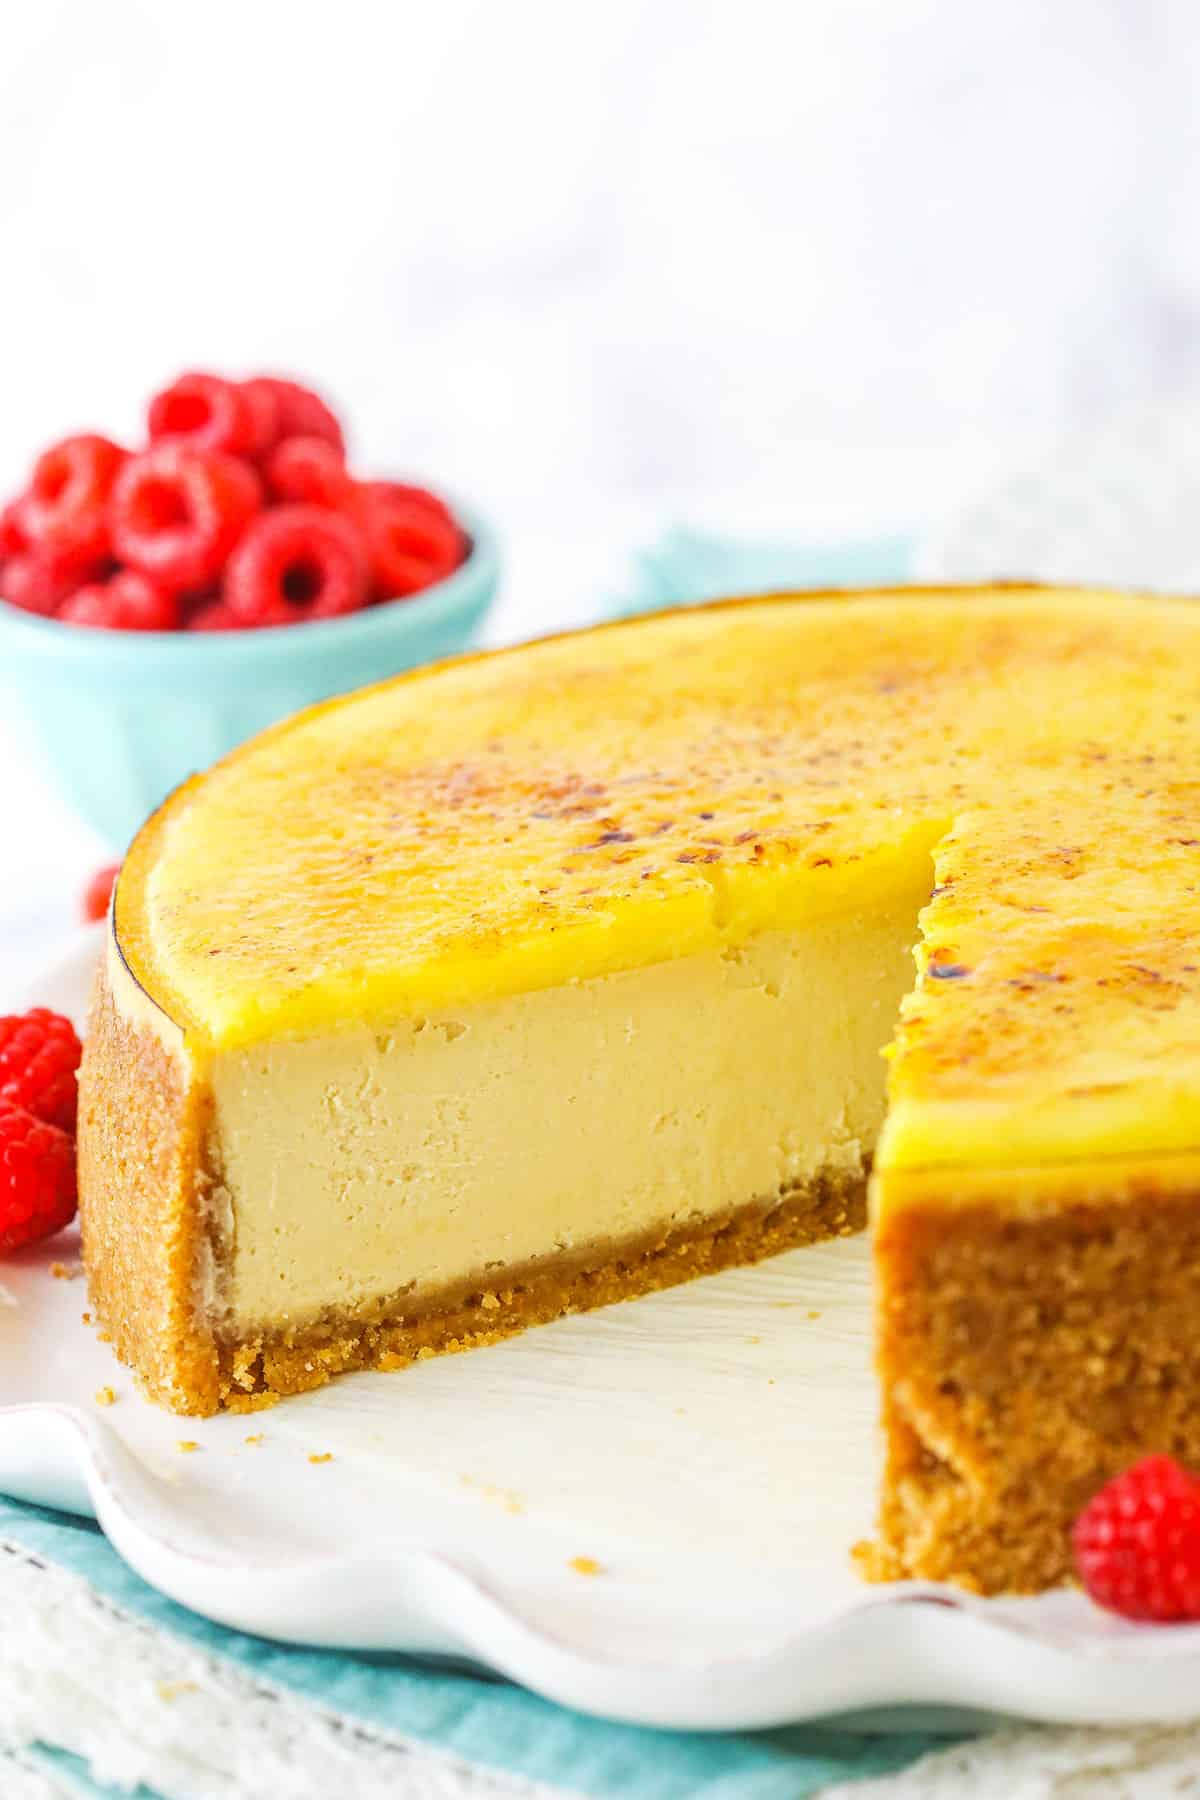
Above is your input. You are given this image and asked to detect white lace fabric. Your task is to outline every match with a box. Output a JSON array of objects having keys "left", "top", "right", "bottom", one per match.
[
  {"left": 0, "top": 1538, "right": 573, "bottom": 1800},
  {"left": 821, "top": 1720, "right": 1200, "bottom": 1798}
]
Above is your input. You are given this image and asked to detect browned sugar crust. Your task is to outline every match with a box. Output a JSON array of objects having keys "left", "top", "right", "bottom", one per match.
[
  {"left": 866, "top": 1191, "right": 1200, "bottom": 1593},
  {"left": 80, "top": 955, "right": 867, "bottom": 1415}
]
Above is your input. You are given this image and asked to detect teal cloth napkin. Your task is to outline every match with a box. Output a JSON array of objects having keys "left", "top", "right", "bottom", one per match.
[
  {"left": 6, "top": 529, "right": 940, "bottom": 1799},
  {"left": 611, "top": 527, "right": 913, "bottom": 617}
]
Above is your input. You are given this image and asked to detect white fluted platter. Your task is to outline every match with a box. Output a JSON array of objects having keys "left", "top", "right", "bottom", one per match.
[{"left": 1, "top": 927, "right": 1199, "bottom": 1732}]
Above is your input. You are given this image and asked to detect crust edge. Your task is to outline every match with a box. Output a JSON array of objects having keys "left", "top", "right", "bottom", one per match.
[{"left": 78, "top": 955, "right": 221, "bottom": 1414}]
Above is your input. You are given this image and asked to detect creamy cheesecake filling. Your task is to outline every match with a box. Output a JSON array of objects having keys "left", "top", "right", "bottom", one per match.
[{"left": 205, "top": 897, "right": 925, "bottom": 1335}]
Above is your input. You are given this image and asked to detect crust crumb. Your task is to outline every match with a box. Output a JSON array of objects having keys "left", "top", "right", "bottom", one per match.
[
  {"left": 243, "top": 1433, "right": 264, "bottom": 1446},
  {"left": 308, "top": 1451, "right": 333, "bottom": 1464},
  {"left": 224, "top": 1390, "right": 278, "bottom": 1415},
  {"left": 461, "top": 1474, "right": 524, "bottom": 1514},
  {"left": 50, "top": 1261, "right": 81, "bottom": 1281},
  {"left": 176, "top": 1440, "right": 200, "bottom": 1454},
  {"left": 94, "top": 1386, "right": 116, "bottom": 1407},
  {"left": 157, "top": 1680, "right": 198, "bottom": 1702},
  {"left": 569, "top": 1555, "right": 603, "bottom": 1576}
]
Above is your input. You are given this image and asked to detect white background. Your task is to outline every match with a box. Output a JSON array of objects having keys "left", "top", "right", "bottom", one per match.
[{"left": 4, "top": 0, "right": 1200, "bottom": 981}]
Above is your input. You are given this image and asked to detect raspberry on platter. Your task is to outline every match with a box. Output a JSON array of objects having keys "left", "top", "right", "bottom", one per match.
[
  {"left": 1074, "top": 1455, "right": 1200, "bottom": 1621},
  {"left": 0, "top": 1009, "right": 82, "bottom": 1135},
  {"left": 0, "top": 1098, "right": 77, "bottom": 1253}
]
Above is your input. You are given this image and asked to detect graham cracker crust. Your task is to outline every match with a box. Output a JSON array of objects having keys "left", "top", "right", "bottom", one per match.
[
  {"left": 78, "top": 962, "right": 223, "bottom": 1415},
  {"left": 216, "top": 1170, "right": 867, "bottom": 1410},
  {"left": 866, "top": 1190, "right": 1200, "bottom": 1594}
]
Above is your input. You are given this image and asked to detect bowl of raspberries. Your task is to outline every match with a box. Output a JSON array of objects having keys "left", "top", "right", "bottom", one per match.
[{"left": 0, "top": 371, "right": 499, "bottom": 848}]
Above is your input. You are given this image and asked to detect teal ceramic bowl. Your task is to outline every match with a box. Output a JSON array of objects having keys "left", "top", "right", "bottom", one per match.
[{"left": 0, "top": 507, "right": 499, "bottom": 850}]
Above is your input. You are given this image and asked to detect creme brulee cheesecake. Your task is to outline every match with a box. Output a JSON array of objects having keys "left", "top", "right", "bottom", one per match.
[{"left": 78, "top": 586, "right": 1200, "bottom": 1594}]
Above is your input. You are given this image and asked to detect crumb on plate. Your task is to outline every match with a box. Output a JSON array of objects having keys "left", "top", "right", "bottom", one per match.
[
  {"left": 156, "top": 1680, "right": 198, "bottom": 1703},
  {"left": 460, "top": 1474, "right": 524, "bottom": 1513}
]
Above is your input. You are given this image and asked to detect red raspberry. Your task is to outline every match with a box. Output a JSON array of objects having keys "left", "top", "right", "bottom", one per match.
[
  {"left": 82, "top": 862, "right": 121, "bottom": 923},
  {"left": 148, "top": 372, "right": 261, "bottom": 458},
  {"left": 1, "top": 545, "right": 105, "bottom": 616},
  {"left": 188, "top": 597, "right": 293, "bottom": 630},
  {"left": 223, "top": 504, "right": 368, "bottom": 624},
  {"left": 0, "top": 1009, "right": 82, "bottom": 1135},
  {"left": 20, "top": 435, "right": 127, "bottom": 563},
  {"left": 110, "top": 444, "right": 262, "bottom": 592},
  {"left": 265, "top": 435, "right": 352, "bottom": 507},
  {"left": 1074, "top": 1455, "right": 1200, "bottom": 1620},
  {"left": 354, "top": 485, "right": 465, "bottom": 598},
  {"left": 187, "top": 599, "right": 233, "bottom": 631},
  {"left": 0, "top": 497, "right": 30, "bottom": 559},
  {"left": 187, "top": 599, "right": 266, "bottom": 630},
  {"left": 236, "top": 379, "right": 282, "bottom": 457},
  {"left": 357, "top": 479, "right": 457, "bottom": 528},
  {"left": 0, "top": 1098, "right": 76, "bottom": 1253},
  {"left": 59, "top": 569, "right": 180, "bottom": 631},
  {"left": 246, "top": 377, "right": 345, "bottom": 455}
]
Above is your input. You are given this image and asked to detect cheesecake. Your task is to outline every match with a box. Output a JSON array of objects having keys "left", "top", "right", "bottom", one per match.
[{"left": 78, "top": 586, "right": 1200, "bottom": 1594}]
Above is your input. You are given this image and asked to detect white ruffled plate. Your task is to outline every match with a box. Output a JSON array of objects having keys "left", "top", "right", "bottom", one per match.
[{"left": 1, "top": 929, "right": 1199, "bottom": 1732}]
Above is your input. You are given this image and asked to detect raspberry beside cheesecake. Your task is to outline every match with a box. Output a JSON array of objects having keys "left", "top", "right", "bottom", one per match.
[{"left": 78, "top": 586, "right": 1200, "bottom": 1593}]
